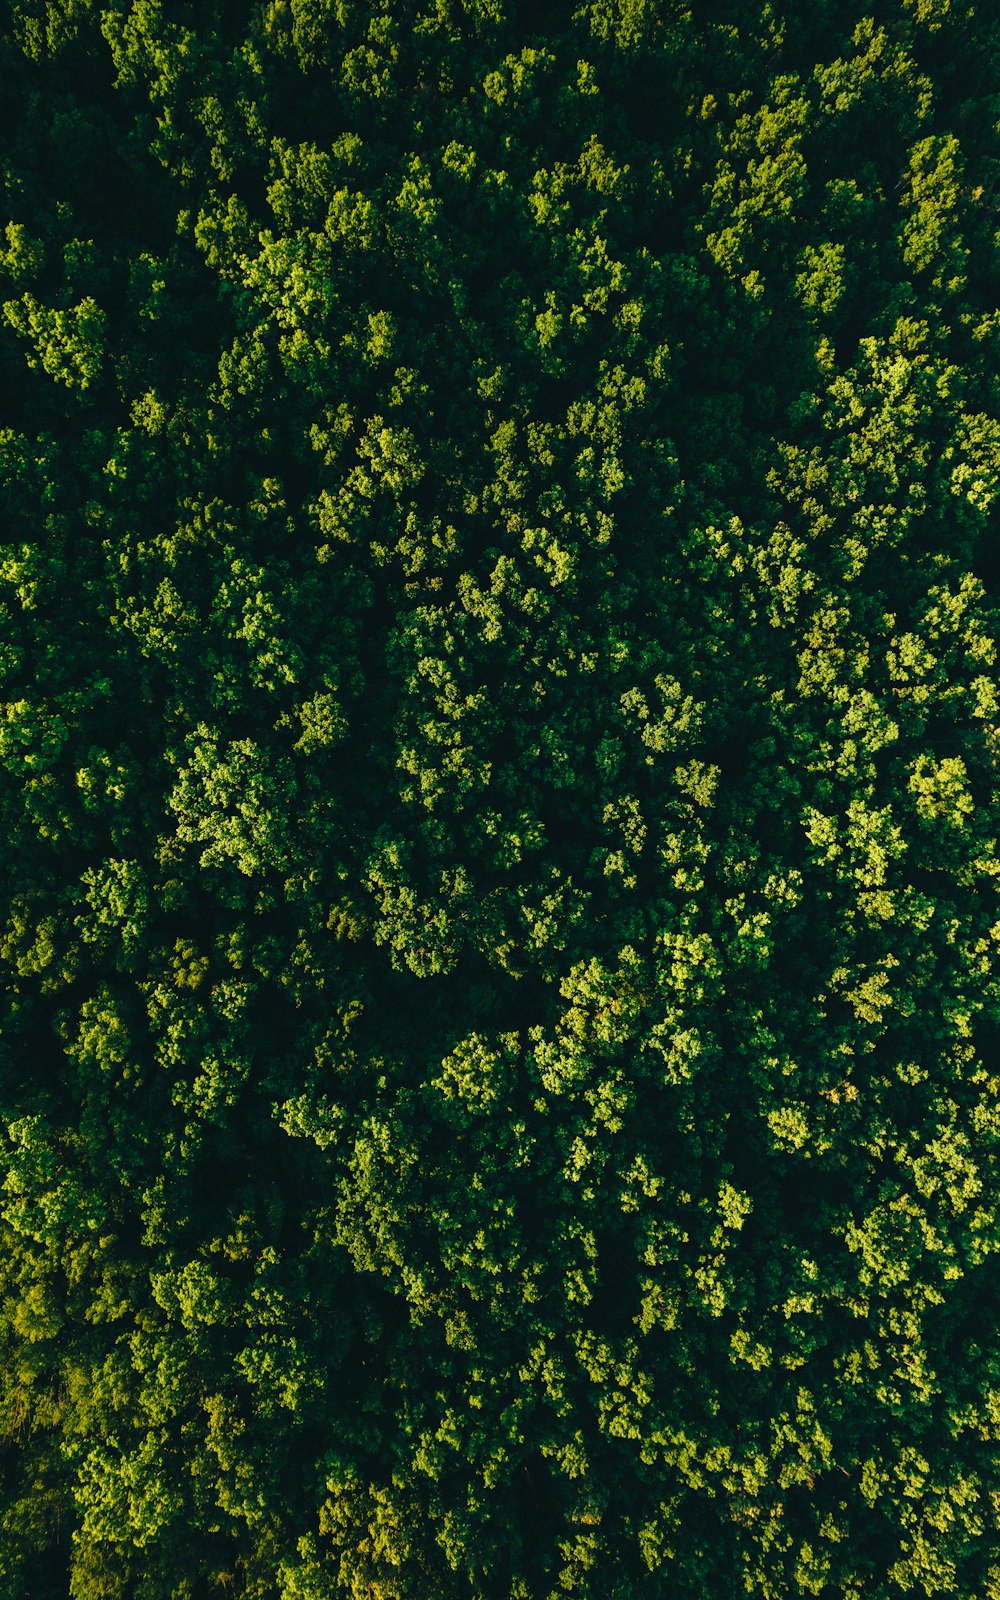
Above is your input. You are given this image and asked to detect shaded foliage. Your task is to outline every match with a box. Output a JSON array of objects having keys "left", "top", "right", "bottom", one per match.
[{"left": 3, "top": 1, "right": 1000, "bottom": 1596}]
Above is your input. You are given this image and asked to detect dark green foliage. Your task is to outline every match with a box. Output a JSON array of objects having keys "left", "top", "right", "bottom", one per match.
[{"left": 3, "top": 1, "right": 1000, "bottom": 1595}]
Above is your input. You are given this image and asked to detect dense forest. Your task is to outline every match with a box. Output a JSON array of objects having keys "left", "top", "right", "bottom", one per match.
[{"left": 3, "top": 0, "right": 1000, "bottom": 1595}]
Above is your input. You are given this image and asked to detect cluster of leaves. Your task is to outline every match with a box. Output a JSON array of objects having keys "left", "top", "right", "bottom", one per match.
[{"left": 3, "top": 0, "right": 1000, "bottom": 1596}]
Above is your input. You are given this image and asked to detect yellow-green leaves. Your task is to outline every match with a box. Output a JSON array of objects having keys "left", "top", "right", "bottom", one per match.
[
  {"left": 2, "top": 294, "right": 106, "bottom": 389},
  {"left": 167, "top": 727, "right": 295, "bottom": 877}
]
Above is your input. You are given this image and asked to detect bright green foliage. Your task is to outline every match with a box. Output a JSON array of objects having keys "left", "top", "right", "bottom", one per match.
[{"left": 2, "top": 2, "right": 1000, "bottom": 1597}]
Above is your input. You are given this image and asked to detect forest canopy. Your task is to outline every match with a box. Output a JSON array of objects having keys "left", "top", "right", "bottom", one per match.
[{"left": 3, "top": 0, "right": 1000, "bottom": 1596}]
